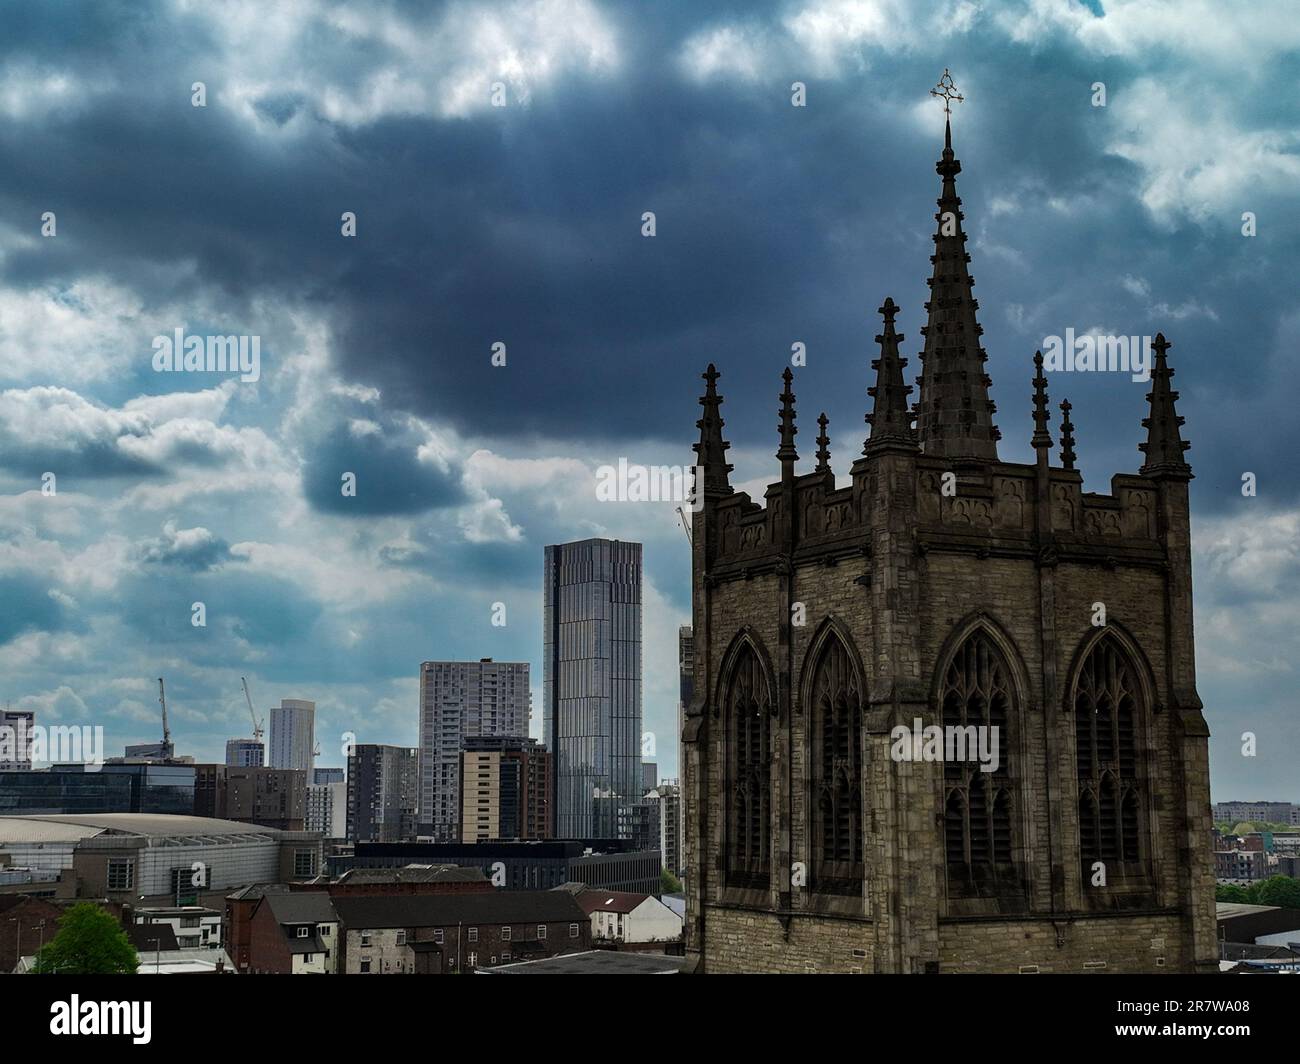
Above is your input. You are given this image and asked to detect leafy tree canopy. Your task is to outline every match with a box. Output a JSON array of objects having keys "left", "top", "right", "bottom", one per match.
[{"left": 32, "top": 903, "right": 138, "bottom": 974}]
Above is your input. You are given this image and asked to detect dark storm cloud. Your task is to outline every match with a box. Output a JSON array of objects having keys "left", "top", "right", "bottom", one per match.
[
  {"left": 2, "top": 5, "right": 1290, "bottom": 514},
  {"left": 301, "top": 417, "right": 468, "bottom": 515}
]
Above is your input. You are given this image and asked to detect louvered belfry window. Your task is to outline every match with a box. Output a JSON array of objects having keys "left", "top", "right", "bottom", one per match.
[
  {"left": 727, "top": 644, "right": 771, "bottom": 889},
  {"left": 941, "top": 632, "right": 1016, "bottom": 893},
  {"left": 810, "top": 635, "right": 863, "bottom": 893},
  {"left": 1075, "top": 637, "right": 1143, "bottom": 869}
]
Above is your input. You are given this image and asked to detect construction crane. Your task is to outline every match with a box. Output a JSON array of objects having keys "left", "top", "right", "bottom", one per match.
[
  {"left": 240, "top": 677, "right": 264, "bottom": 744},
  {"left": 676, "top": 506, "right": 693, "bottom": 547},
  {"left": 157, "top": 677, "right": 172, "bottom": 751}
]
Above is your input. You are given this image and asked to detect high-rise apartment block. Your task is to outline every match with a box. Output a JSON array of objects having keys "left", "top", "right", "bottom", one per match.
[
  {"left": 307, "top": 779, "right": 347, "bottom": 839},
  {"left": 225, "top": 738, "right": 264, "bottom": 767},
  {"left": 269, "top": 698, "right": 315, "bottom": 773},
  {"left": 348, "top": 744, "right": 419, "bottom": 843},
  {"left": 459, "top": 735, "right": 552, "bottom": 842},
  {"left": 543, "top": 539, "right": 643, "bottom": 839},
  {"left": 418, "top": 659, "right": 529, "bottom": 841}
]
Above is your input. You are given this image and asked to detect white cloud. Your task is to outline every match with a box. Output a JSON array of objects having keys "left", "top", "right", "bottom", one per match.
[
  {"left": 678, "top": 24, "right": 772, "bottom": 83},
  {"left": 178, "top": 0, "right": 621, "bottom": 126},
  {"left": 0, "top": 279, "right": 148, "bottom": 385},
  {"left": 0, "top": 62, "right": 106, "bottom": 120},
  {"left": 1105, "top": 77, "right": 1300, "bottom": 226}
]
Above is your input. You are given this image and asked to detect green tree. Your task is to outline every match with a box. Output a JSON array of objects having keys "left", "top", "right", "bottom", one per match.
[
  {"left": 660, "top": 867, "right": 683, "bottom": 895},
  {"left": 1216, "top": 884, "right": 1250, "bottom": 903},
  {"left": 1255, "top": 875, "right": 1300, "bottom": 909},
  {"left": 32, "top": 903, "right": 138, "bottom": 974}
]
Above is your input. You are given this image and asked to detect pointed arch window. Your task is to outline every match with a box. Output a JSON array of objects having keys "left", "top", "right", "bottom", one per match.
[
  {"left": 940, "top": 630, "right": 1017, "bottom": 896},
  {"left": 1075, "top": 637, "right": 1144, "bottom": 870},
  {"left": 809, "top": 634, "right": 863, "bottom": 893},
  {"left": 726, "top": 643, "right": 771, "bottom": 890}
]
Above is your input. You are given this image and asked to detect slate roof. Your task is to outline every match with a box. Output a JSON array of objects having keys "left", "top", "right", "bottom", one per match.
[
  {"left": 331, "top": 891, "right": 585, "bottom": 929},
  {"left": 263, "top": 891, "right": 338, "bottom": 926},
  {"left": 575, "top": 890, "right": 650, "bottom": 915}
]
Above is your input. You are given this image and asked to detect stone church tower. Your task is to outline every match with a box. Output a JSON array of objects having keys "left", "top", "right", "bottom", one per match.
[{"left": 681, "top": 116, "right": 1216, "bottom": 974}]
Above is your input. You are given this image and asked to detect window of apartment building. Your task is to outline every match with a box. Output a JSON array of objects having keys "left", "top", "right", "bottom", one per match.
[
  {"left": 569, "top": 923, "right": 580, "bottom": 938},
  {"left": 320, "top": 925, "right": 329, "bottom": 936},
  {"left": 537, "top": 924, "right": 547, "bottom": 939},
  {"left": 467, "top": 952, "right": 477, "bottom": 967},
  {"left": 303, "top": 953, "right": 314, "bottom": 963},
  {"left": 395, "top": 931, "right": 407, "bottom": 946},
  {"left": 434, "top": 929, "right": 444, "bottom": 944},
  {"left": 107, "top": 859, "right": 134, "bottom": 891},
  {"left": 294, "top": 850, "right": 317, "bottom": 877},
  {"left": 360, "top": 959, "right": 371, "bottom": 973},
  {"left": 501, "top": 926, "right": 511, "bottom": 941},
  {"left": 297, "top": 927, "right": 309, "bottom": 938},
  {"left": 361, "top": 931, "right": 372, "bottom": 947},
  {"left": 467, "top": 927, "right": 478, "bottom": 942}
]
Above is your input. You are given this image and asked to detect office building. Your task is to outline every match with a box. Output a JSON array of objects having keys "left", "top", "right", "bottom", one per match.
[
  {"left": 418, "top": 659, "right": 529, "bottom": 841},
  {"left": 458, "top": 736, "right": 552, "bottom": 842},
  {"left": 193, "top": 764, "right": 307, "bottom": 830},
  {"left": 269, "top": 698, "right": 315, "bottom": 773},
  {"left": 657, "top": 780, "right": 682, "bottom": 876},
  {"left": 348, "top": 744, "right": 418, "bottom": 843},
  {"left": 225, "top": 738, "right": 264, "bottom": 767},
  {"left": 0, "top": 709, "right": 34, "bottom": 770},
  {"left": 543, "top": 539, "right": 643, "bottom": 839},
  {"left": 307, "top": 780, "right": 347, "bottom": 840},
  {"left": 314, "top": 767, "right": 345, "bottom": 785}
]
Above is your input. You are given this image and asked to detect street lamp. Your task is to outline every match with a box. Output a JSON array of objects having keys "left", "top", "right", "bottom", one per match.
[{"left": 6, "top": 917, "right": 20, "bottom": 970}]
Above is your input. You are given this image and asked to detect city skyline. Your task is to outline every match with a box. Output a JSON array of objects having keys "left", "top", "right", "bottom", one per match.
[{"left": 0, "top": 0, "right": 1296, "bottom": 809}]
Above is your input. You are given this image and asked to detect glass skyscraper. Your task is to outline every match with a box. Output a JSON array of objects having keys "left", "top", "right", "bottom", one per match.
[{"left": 543, "top": 539, "right": 642, "bottom": 840}]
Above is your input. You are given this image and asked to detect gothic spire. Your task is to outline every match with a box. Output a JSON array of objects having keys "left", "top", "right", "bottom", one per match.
[
  {"left": 1031, "top": 351, "right": 1052, "bottom": 452},
  {"left": 1139, "top": 332, "right": 1192, "bottom": 478},
  {"left": 1059, "top": 399, "right": 1077, "bottom": 471},
  {"left": 865, "top": 296, "right": 917, "bottom": 455},
  {"left": 694, "top": 363, "right": 734, "bottom": 496},
  {"left": 777, "top": 367, "right": 798, "bottom": 468},
  {"left": 913, "top": 95, "right": 1001, "bottom": 462},
  {"left": 815, "top": 412, "right": 831, "bottom": 473}
]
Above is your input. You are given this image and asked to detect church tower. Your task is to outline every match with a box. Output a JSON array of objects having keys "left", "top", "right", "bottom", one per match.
[{"left": 681, "top": 73, "right": 1215, "bottom": 974}]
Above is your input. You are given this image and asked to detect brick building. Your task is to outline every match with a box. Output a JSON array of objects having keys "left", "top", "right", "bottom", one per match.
[
  {"left": 682, "top": 114, "right": 1215, "bottom": 974},
  {"left": 0, "top": 895, "right": 61, "bottom": 972},
  {"left": 193, "top": 764, "right": 308, "bottom": 830},
  {"left": 245, "top": 891, "right": 339, "bottom": 974},
  {"left": 331, "top": 892, "right": 590, "bottom": 973}
]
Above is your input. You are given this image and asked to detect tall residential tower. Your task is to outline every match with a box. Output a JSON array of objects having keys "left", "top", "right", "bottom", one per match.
[
  {"left": 543, "top": 539, "right": 643, "bottom": 839},
  {"left": 418, "top": 659, "right": 529, "bottom": 841}
]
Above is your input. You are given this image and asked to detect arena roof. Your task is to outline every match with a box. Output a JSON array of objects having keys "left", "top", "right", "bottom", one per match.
[{"left": 0, "top": 813, "right": 282, "bottom": 844}]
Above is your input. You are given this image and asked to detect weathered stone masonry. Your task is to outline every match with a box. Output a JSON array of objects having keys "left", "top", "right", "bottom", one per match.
[{"left": 681, "top": 119, "right": 1215, "bottom": 975}]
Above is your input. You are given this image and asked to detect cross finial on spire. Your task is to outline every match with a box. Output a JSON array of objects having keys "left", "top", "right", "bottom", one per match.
[{"left": 930, "top": 68, "right": 964, "bottom": 133}]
